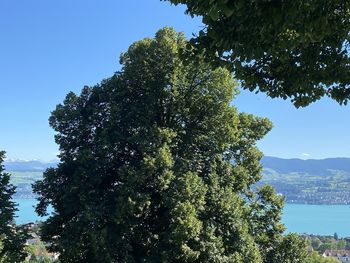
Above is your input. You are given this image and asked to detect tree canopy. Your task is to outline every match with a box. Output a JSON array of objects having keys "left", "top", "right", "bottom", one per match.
[
  {"left": 306, "top": 251, "right": 341, "bottom": 263},
  {"left": 34, "top": 28, "right": 307, "bottom": 262},
  {"left": 0, "top": 151, "right": 28, "bottom": 262},
  {"left": 164, "top": 0, "right": 350, "bottom": 107}
]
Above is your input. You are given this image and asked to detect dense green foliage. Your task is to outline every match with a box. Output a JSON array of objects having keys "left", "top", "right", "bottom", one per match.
[
  {"left": 306, "top": 234, "right": 350, "bottom": 253},
  {"left": 306, "top": 251, "right": 340, "bottom": 263},
  {"left": 0, "top": 151, "right": 28, "bottom": 262},
  {"left": 164, "top": 0, "right": 350, "bottom": 107},
  {"left": 34, "top": 28, "right": 307, "bottom": 262},
  {"left": 26, "top": 244, "right": 58, "bottom": 263}
]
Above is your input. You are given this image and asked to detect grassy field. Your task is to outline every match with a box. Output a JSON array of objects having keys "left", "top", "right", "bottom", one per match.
[{"left": 9, "top": 171, "right": 43, "bottom": 186}]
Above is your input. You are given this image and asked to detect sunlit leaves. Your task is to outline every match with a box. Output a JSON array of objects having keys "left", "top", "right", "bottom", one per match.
[{"left": 164, "top": 0, "right": 350, "bottom": 107}]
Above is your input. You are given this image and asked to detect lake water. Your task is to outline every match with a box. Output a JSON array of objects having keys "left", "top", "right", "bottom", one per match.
[
  {"left": 15, "top": 199, "right": 49, "bottom": 224},
  {"left": 282, "top": 204, "right": 350, "bottom": 237},
  {"left": 14, "top": 199, "right": 350, "bottom": 237}
]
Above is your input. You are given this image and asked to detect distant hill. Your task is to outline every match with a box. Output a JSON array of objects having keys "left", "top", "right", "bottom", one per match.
[
  {"left": 260, "top": 156, "right": 350, "bottom": 205},
  {"left": 261, "top": 156, "right": 350, "bottom": 175},
  {"left": 6, "top": 156, "right": 350, "bottom": 173},
  {"left": 5, "top": 157, "right": 350, "bottom": 203},
  {"left": 3, "top": 160, "right": 57, "bottom": 198},
  {"left": 4, "top": 160, "right": 58, "bottom": 172}
]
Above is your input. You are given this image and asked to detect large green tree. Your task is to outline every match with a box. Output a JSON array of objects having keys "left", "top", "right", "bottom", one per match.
[
  {"left": 164, "top": 0, "right": 350, "bottom": 107},
  {"left": 0, "top": 151, "right": 28, "bottom": 262},
  {"left": 34, "top": 28, "right": 307, "bottom": 262}
]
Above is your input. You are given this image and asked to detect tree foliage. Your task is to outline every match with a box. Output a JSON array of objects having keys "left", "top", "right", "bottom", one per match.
[
  {"left": 306, "top": 251, "right": 341, "bottom": 263},
  {"left": 0, "top": 151, "right": 28, "bottom": 262},
  {"left": 34, "top": 28, "right": 307, "bottom": 262},
  {"left": 164, "top": 0, "right": 350, "bottom": 107}
]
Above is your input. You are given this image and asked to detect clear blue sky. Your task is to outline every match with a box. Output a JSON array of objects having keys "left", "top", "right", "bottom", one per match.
[{"left": 0, "top": 0, "right": 349, "bottom": 161}]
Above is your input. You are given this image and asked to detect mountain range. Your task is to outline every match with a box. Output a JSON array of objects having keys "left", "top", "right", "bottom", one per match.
[
  {"left": 4, "top": 156, "right": 350, "bottom": 173},
  {"left": 5, "top": 156, "right": 350, "bottom": 204},
  {"left": 4, "top": 160, "right": 58, "bottom": 172},
  {"left": 259, "top": 157, "right": 350, "bottom": 204},
  {"left": 261, "top": 156, "right": 350, "bottom": 175}
]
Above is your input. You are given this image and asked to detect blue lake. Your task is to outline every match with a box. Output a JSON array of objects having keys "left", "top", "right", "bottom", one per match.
[
  {"left": 282, "top": 204, "right": 350, "bottom": 237},
  {"left": 14, "top": 199, "right": 350, "bottom": 237},
  {"left": 15, "top": 199, "right": 49, "bottom": 224}
]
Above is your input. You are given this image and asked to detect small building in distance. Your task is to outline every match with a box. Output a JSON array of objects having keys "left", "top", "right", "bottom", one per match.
[{"left": 323, "top": 250, "right": 350, "bottom": 262}]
